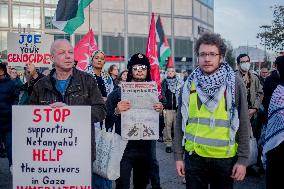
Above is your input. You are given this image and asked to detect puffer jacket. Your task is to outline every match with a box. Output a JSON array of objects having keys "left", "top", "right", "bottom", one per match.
[{"left": 30, "top": 68, "right": 107, "bottom": 161}]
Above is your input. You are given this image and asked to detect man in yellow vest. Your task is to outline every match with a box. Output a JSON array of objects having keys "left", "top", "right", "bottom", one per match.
[{"left": 174, "top": 33, "right": 250, "bottom": 189}]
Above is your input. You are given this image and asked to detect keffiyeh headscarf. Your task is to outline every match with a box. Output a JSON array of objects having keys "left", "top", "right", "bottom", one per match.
[
  {"left": 181, "top": 63, "right": 239, "bottom": 151},
  {"left": 262, "top": 84, "right": 284, "bottom": 169},
  {"left": 166, "top": 76, "right": 184, "bottom": 104},
  {"left": 87, "top": 50, "right": 114, "bottom": 95}
]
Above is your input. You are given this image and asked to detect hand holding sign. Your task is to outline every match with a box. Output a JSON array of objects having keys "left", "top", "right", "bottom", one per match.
[
  {"left": 153, "top": 102, "right": 163, "bottom": 112},
  {"left": 116, "top": 100, "right": 131, "bottom": 114}
]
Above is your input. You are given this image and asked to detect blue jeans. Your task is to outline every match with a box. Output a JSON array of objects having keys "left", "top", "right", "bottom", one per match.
[
  {"left": 184, "top": 152, "right": 235, "bottom": 189},
  {"left": 92, "top": 173, "right": 112, "bottom": 189}
]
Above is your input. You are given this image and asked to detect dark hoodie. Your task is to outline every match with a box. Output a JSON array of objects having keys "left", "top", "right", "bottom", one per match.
[
  {"left": 0, "top": 64, "right": 19, "bottom": 131},
  {"left": 263, "top": 70, "right": 280, "bottom": 113}
]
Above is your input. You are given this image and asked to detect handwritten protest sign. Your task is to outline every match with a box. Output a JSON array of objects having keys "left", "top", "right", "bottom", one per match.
[
  {"left": 121, "top": 82, "right": 159, "bottom": 140},
  {"left": 7, "top": 32, "right": 53, "bottom": 68},
  {"left": 12, "top": 106, "right": 91, "bottom": 189}
]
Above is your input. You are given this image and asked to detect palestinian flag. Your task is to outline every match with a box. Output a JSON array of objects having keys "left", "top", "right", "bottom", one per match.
[
  {"left": 52, "top": 0, "right": 93, "bottom": 35},
  {"left": 156, "top": 15, "right": 172, "bottom": 69}
]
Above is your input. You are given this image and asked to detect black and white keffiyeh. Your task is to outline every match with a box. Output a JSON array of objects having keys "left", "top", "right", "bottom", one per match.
[
  {"left": 262, "top": 84, "right": 284, "bottom": 169},
  {"left": 193, "top": 64, "right": 228, "bottom": 112},
  {"left": 166, "top": 76, "right": 184, "bottom": 104},
  {"left": 180, "top": 63, "right": 239, "bottom": 151}
]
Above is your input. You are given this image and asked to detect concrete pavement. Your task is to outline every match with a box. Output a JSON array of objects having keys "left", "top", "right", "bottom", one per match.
[{"left": 0, "top": 142, "right": 265, "bottom": 189}]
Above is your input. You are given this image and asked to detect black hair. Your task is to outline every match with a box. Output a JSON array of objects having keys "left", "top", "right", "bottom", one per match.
[{"left": 237, "top": 54, "right": 250, "bottom": 64}]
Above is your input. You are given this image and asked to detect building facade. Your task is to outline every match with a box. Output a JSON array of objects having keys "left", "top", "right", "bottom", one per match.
[{"left": 0, "top": 0, "right": 214, "bottom": 71}]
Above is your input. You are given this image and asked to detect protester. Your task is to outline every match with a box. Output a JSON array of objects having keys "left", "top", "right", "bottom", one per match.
[
  {"left": 88, "top": 50, "right": 113, "bottom": 189},
  {"left": 259, "top": 67, "right": 269, "bottom": 86},
  {"left": 174, "top": 33, "right": 250, "bottom": 189},
  {"left": 29, "top": 39, "right": 106, "bottom": 189},
  {"left": 0, "top": 63, "right": 19, "bottom": 172},
  {"left": 87, "top": 50, "right": 113, "bottom": 101},
  {"left": 108, "top": 64, "right": 119, "bottom": 87},
  {"left": 183, "top": 69, "right": 192, "bottom": 82},
  {"left": 118, "top": 70, "right": 128, "bottom": 83},
  {"left": 10, "top": 68, "right": 23, "bottom": 88},
  {"left": 262, "top": 56, "right": 283, "bottom": 114},
  {"left": 236, "top": 54, "right": 264, "bottom": 159},
  {"left": 105, "top": 53, "right": 163, "bottom": 189},
  {"left": 161, "top": 67, "right": 183, "bottom": 153},
  {"left": 6, "top": 65, "right": 12, "bottom": 76},
  {"left": 262, "top": 55, "right": 284, "bottom": 189},
  {"left": 19, "top": 63, "right": 44, "bottom": 105}
]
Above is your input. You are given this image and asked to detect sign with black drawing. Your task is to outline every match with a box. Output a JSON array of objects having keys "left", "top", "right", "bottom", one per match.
[{"left": 121, "top": 82, "right": 159, "bottom": 140}]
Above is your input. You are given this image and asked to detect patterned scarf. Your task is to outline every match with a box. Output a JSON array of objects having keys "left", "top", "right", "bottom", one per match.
[
  {"left": 87, "top": 50, "right": 114, "bottom": 96},
  {"left": 87, "top": 67, "right": 114, "bottom": 96},
  {"left": 262, "top": 84, "right": 284, "bottom": 169},
  {"left": 181, "top": 63, "right": 239, "bottom": 150},
  {"left": 166, "top": 76, "right": 184, "bottom": 105}
]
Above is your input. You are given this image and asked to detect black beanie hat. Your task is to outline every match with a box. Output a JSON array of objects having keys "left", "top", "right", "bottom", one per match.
[
  {"left": 127, "top": 53, "right": 150, "bottom": 70},
  {"left": 126, "top": 53, "right": 152, "bottom": 82}
]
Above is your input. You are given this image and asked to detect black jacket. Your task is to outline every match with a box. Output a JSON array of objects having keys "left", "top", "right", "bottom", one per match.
[
  {"left": 30, "top": 68, "right": 106, "bottom": 161},
  {"left": 105, "top": 87, "right": 152, "bottom": 152},
  {"left": 161, "top": 78, "right": 177, "bottom": 110},
  {"left": 262, "top": 70, "right": 280, "bottom": 113},
  {"left": 0, "top": 77, "right": 19, "bottom": 131}
]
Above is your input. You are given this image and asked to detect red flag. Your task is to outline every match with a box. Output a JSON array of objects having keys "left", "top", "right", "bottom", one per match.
[
  {"left": 74, "top": 29, "right": 98, "bottom": 71},
  {"left": 146, "top": 13, "right": 162, "bottom": 98},
  {"left": 167, "top": 56, "right": 174, "bottom": 68}
]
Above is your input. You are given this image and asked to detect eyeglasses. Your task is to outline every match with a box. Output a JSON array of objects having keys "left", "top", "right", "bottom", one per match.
[
  {"left": 132, "top": 65, "right": 147, "bottom": 71},
  {"left": 198, "top": 52, "right": 220, "bottom": 59}
]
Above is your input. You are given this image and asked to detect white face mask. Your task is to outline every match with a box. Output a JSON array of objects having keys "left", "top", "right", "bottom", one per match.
[{"left": 240, "top": 63, "right": 251, "bottom": 72}]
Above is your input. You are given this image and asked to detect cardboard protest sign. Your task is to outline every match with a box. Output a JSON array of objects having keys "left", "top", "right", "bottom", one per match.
[
  {"left": 121, "top": 82, "right": 159, "bottom": 140},
  {"left": 7, "top": 32, "right": 53, "bottom": 68},
  {"left": 12, "top": 106, "right": 91, "bottom": 189}
]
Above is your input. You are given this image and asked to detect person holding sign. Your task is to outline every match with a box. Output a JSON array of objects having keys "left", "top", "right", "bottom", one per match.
[
  {"left": 174, "top": 33, "right": 250, "bottom": 189},
  {"left": 29, "top": 39, "right": 106, "bottom": 170},
  {"left": 105, "top": 53, "right": 163, "bottom": 189}
]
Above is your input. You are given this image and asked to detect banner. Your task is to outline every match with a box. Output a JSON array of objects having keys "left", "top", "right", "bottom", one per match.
[
  {"left": 75, "top": 29, "right": 98, "bottom": 71},
  {"left": 156, "top": 15, "right": 172, "bottom": 69},
  {"left": 7, "top": 32, "right": 53, "bottom": 68},
  {"left": 121, "top": 82, "right": 159, "bottom": 140},
  {"left": 52, "top": 0, "right": 93, "bottom": 35},
  {"left": 146, "top": 13, "right": 162, "bottom": 98},
  {"left": 12, "top": 106, "right": 91, "bottom": 189}
]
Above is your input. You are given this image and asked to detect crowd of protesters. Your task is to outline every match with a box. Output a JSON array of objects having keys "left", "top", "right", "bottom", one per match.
[{"left": 0, "top": 32, "right": 284, "bottom": 189}]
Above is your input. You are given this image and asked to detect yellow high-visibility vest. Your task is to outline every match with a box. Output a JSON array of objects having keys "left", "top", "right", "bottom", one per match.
[{"left": 184, "top": 82, "right": 238, "bottom": 158}]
